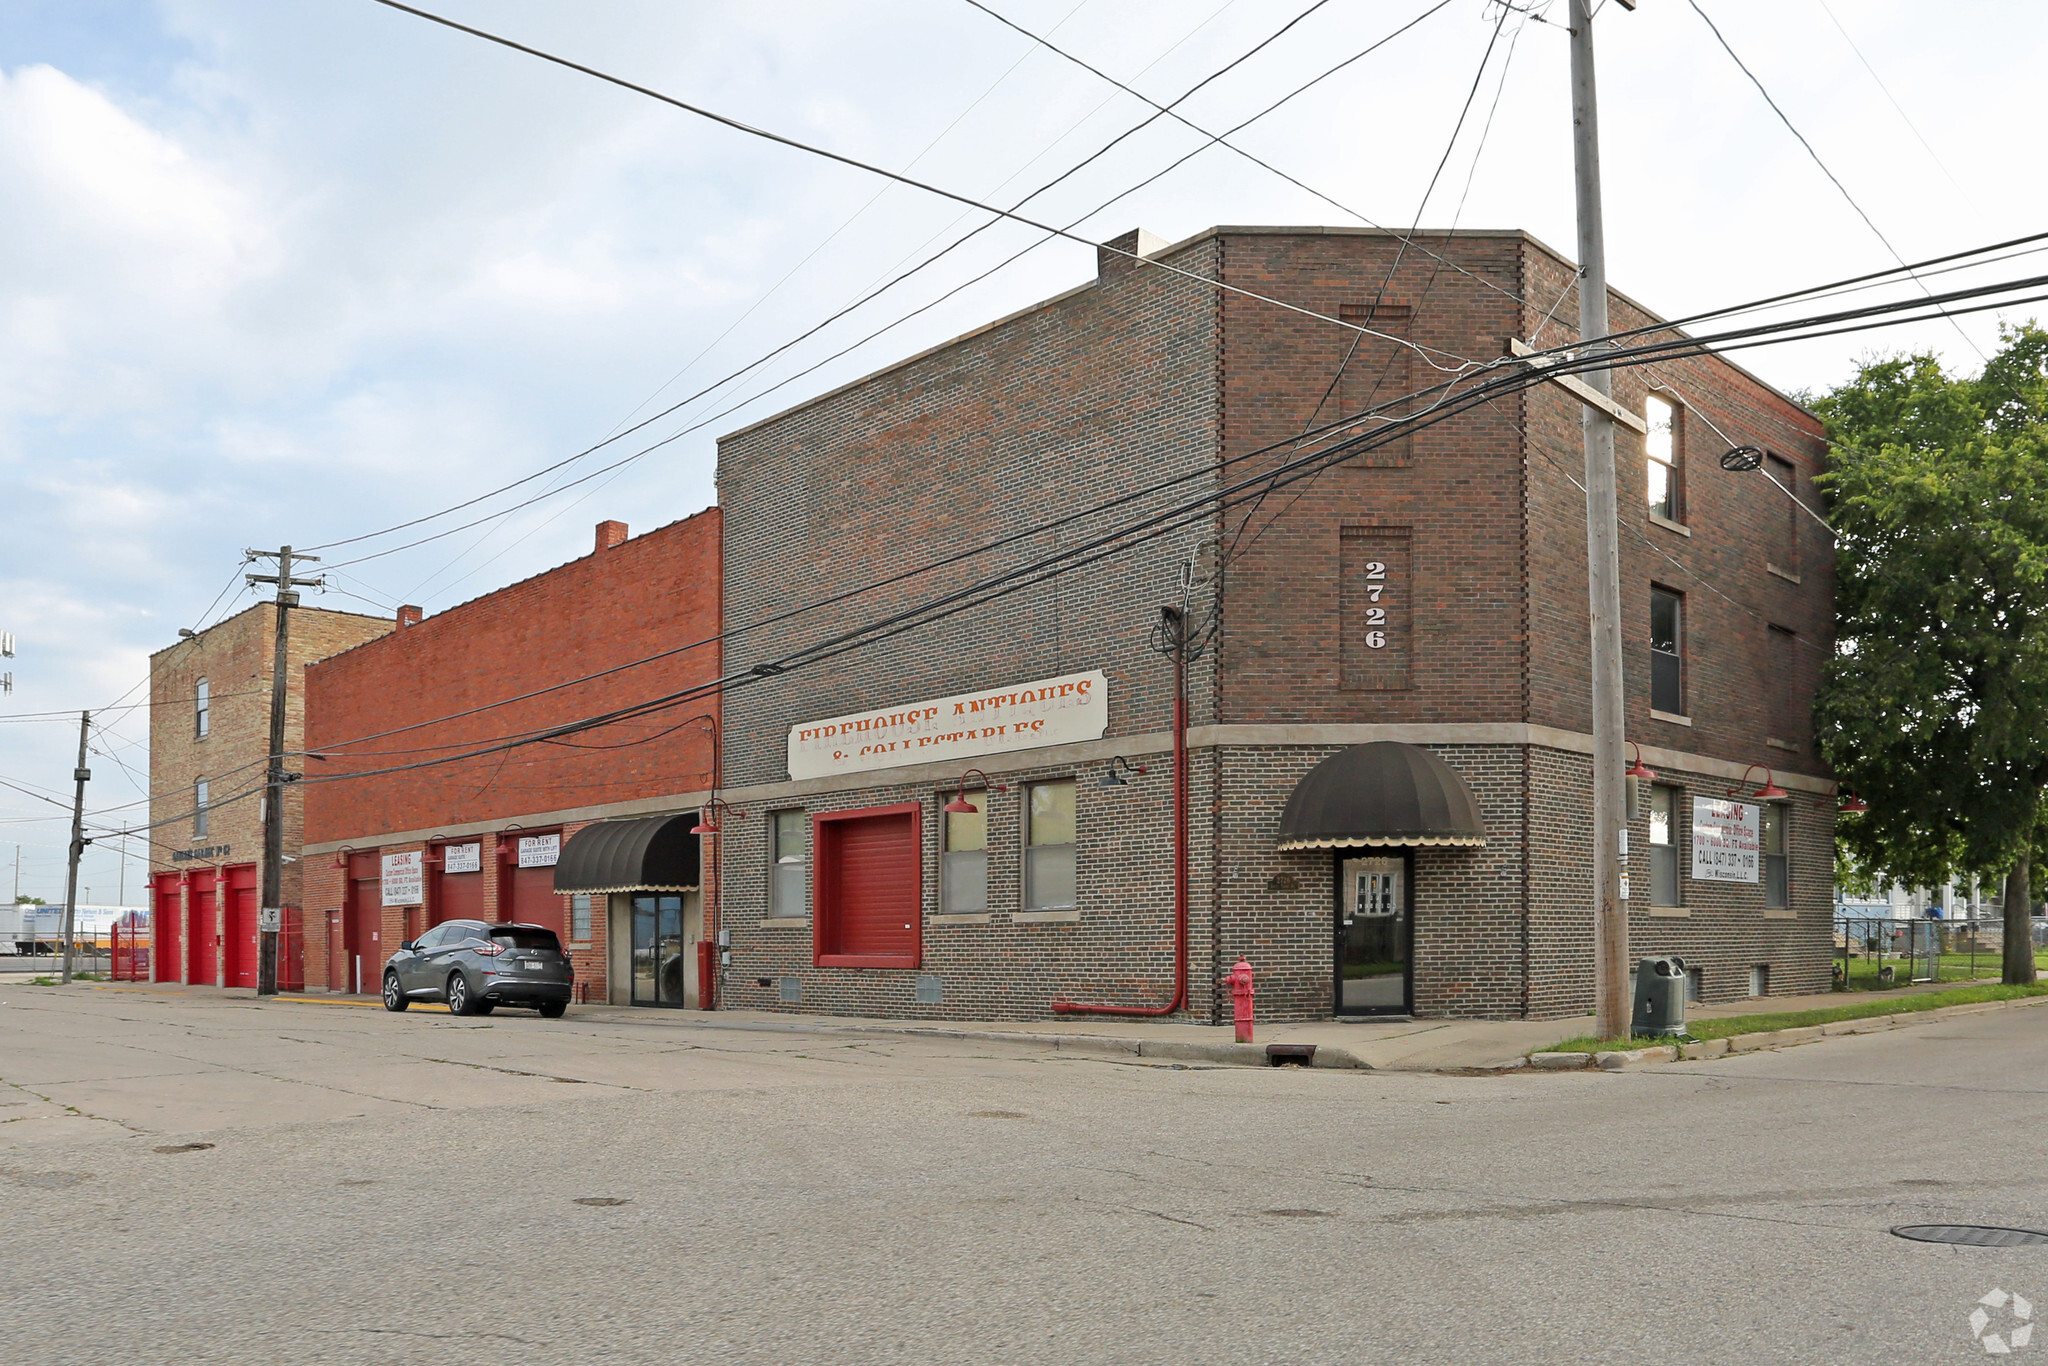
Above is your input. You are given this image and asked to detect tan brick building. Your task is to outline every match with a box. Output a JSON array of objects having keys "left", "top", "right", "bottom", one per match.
[{"left": 147, "top": 602, "right": 391, "bottom": 988}]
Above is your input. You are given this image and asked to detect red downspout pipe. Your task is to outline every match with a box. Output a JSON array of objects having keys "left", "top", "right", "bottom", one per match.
[{"left": 1053, "top": 612, "right": 1188, "bottom": 1017}]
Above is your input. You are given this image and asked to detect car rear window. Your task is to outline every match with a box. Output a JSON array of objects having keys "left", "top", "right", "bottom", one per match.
[{"left": 490, "top": 928, "right": 562, "bottom": 952}]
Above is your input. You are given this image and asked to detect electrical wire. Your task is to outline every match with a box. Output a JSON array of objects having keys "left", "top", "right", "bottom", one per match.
[
  {"left": 1685, "top": 0, "right": 1984, "bottom": 361},
  {"left": 313, "top": 0, "right": 1454, "bottom": 570},
  {"left": 192, "top": 269, "right": 2048, "bottom": 814}
]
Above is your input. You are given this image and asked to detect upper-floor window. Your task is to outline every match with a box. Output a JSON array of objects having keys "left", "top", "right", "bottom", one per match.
[
  {"left": 1645, "top": 394, "right": 1682, "bottom": 523},
  {"left": 1650, "top": 587, "right": 1685, "bottom": 716},
  {"left": 1648, "top": 784, "right": 1681, "bottom": 907},
  {"left": 770, "top": 810, "right": 808, "bottom": 919},
  {"left": 193, "top": 778, "right": 210, "bottom": 838},
  {"left": 194, "top": 678, "right": 210, "bottom": 739},
  {"left": 942, "top": 796, "right": 988, "bottom": 914},
  {"left": 1765, "top": 454, "right": 1799, "bottom": 577},
  {"left": 1024, "top": 779, "right": 1077, "bottom": 911}
]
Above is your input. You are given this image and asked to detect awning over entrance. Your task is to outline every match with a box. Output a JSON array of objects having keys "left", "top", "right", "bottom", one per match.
[
  {"left": 1276, "top": 742, "right": 1487, "bottom": 850},
  {"left": 554, "top": 814, "right": 702, "bottom": 894}
]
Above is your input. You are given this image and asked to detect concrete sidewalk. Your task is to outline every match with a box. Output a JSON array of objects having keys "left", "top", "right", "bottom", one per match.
[{"left": 56, "top": 973, "right": 2010, "bottom": 1072}]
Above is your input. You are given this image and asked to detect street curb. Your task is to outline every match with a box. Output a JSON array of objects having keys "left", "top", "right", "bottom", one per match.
[{"left": 1530, "top": 992, "right": 2048, "bottom": 1070}]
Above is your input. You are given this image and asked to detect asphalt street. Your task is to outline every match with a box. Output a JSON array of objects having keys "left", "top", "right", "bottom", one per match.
[{"left": 2, "top": 985, "right": 2044, "bottom": 1365}]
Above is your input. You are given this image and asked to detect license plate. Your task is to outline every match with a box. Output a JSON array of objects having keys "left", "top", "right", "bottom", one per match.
[{"left": 523, "top": 961, "right": 544, "bottom": 971}]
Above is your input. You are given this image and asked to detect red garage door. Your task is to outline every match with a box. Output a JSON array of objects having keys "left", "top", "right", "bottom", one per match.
[
  {"left": 431, "top": 842, "right": 485, "bottom": 926},
  {"left": 501, "top": 832, "right": 565, "bottom": 937},
  {"left": 223, "top": 864, "right": 259, "bottom": 989},
  {"left": 814, "top": 805, "right": 921, "bottom": 969},
  {"left": 186, "top": 869, "right": 217, "bottom": 986},
  {"left": 338, "top": 852, "right": 381, "bottom": 995},
  {"left": 152, "top": 873, "right": 182, "bottom": 984}
]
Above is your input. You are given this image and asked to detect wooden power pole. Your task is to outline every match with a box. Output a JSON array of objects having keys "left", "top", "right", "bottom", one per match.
[
  {"left": 60, "top": 710, "right": 90, "bottom": 984},
  {"left": 1571, "top": 0, "right": 1633, "bottom": 1041},
  {"left": 247, "top": 547, "right": 323, "bottom": 997}
]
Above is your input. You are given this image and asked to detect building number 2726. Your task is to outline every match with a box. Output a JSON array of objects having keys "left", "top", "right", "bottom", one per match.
[{"left": 1364, "top": 561, "right": 1388, "bottom": 649}]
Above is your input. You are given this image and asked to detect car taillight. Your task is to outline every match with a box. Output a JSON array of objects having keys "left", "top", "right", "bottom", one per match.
[{"left": 475, "top": 940, "right": 505, "bottom": 956}]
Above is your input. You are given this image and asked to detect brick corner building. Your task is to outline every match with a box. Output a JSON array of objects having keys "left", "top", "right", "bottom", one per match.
[
  {"left": 301, "top": 511, "right": 723, "bottom": 1004},
  {"left": 147, "top": 602, "right": 394, "bottom": 989},
  {"left": 712, "top": 225, "right": 1834, "bottom": 1024}
]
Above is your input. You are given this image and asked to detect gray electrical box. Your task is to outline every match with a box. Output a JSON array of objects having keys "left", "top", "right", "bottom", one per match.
[{"left": 1631, "top": 955, "right": 1688, "bottom": 1036}]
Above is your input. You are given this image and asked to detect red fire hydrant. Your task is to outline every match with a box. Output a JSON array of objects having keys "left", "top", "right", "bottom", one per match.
[{"left": 1225, "top": 958, "right": 1255, "bottom": 1044}]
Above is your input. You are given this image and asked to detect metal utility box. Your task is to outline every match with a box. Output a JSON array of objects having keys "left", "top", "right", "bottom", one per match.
[{"left": 1631, "top": 955, "right": 1688, "bottom": 1036}]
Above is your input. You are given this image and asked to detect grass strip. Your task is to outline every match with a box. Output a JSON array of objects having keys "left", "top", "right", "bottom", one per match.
[{"left": 1538, "top": 982, "right": 2048, "bottom": 1054}]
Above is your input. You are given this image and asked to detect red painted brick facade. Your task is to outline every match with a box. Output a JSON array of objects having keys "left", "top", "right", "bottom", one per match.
[{"left": 299, "top": 512, "right": 723, "bottom": 996}]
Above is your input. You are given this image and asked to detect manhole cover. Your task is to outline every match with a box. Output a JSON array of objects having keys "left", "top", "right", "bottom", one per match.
[
  {"left": 1893, "top": 1225, "right": 2048, "bottom": 1247},
  {"left": 573, "top": 1197, "right": 629, "bottom": 1207},
  {"left": 152, "top": 1143, "right": 214, "bottom": 1155}
]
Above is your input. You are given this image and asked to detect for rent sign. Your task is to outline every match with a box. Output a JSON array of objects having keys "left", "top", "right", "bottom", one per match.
[
  {"left": 788, "top": 670, "right": 1108, "bottom": 780},
  {"left": 1691, "top": 799, "right": 1760, "bottom": 883}
]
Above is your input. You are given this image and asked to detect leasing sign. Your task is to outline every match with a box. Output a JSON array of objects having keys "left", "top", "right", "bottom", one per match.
[
  {"left": 1691, "top": 799, "right": 1760, "bottom": 883},
  {"left": 788, "top": 670, "right": 1108, "bottom": 780}
]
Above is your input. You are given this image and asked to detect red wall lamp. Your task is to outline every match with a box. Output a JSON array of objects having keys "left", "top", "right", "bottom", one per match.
[
  {"left": 1625, "top": 742, "right": 1656, "bottom": 782},
  {"left": 942, "top": 769, "right": 1005, "bottom": 814},
  {"left": 1729, "top": 764, "right": 1788, "bottom": 802}
]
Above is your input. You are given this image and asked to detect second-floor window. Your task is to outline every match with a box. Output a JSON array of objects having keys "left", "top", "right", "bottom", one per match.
[
  {"left": 1650, "top": 587, "right": 1685, "bottom": 716},
  {"left": 194, "top": 678, "right": 210, "bottom": 739},
  {"left": 1645, "top": 394, "right": 1681, "bottom": 523},
  {"left": 194, "top": 778, "right": 210, "bottom": 838}
]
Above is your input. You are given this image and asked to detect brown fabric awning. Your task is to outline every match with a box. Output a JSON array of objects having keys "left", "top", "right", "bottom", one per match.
[
  {"left": 553, "top": 814, "right": 701, "bottom": 894},
  {"left": 1276, "top": 742, "right": 1487, "bottom": 850}
]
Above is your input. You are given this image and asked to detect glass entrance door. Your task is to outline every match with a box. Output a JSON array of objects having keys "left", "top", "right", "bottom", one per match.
[
  {"left": 1337, "top": 855, "right": 1409, "bottom": 1014},
  {"left": 631, "top": 894, "right": 688, "bottom": 1007}
]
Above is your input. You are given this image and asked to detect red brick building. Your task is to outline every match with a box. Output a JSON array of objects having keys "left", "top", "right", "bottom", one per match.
[
  {"left": 712, "top": 225, "right": 1834, "bottom": 1023},
  {"left": 300, "top": 512, "right": 722, "bottom": 1003}
]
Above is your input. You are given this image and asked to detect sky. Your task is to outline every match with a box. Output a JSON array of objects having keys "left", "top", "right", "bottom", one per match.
[{"left": 2, "top": 0, "right": 2044, "bottom": 903}]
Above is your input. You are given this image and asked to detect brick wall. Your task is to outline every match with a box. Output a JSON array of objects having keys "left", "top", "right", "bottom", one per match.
[{"left": 303, "top": 511, "right": 723, "bottom": 842}]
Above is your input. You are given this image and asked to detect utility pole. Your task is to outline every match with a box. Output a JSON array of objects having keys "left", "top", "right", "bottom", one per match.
[
  {"left": 247, "top": 547, "right": 323, "bottom": 997},
  {"left": 1571, "top": 0, "right": 1632, "bottom": 1041},
  {"left": 60, "top": 711, "right": 90, "bottom": 984}
]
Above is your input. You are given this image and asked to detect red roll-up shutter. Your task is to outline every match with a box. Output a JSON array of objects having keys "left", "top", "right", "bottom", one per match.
[
  {"left": 152, "top": 873, "right": 182, "bottom": 983},
  {"left": 223, "top": 864, "right": 259, "bottom": 988},
  {"left": 433, "top": 867, "right": 484, "bottom": 925},
  {"left": 814, "top": 806, "right": 921, "bottom": 969}
]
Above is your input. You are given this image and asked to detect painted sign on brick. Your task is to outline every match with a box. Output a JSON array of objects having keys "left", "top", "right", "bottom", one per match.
[
  {"left": 1691, "top": 799, "right": 1760, "bottom": 883},
  {"left": 381, "top": 850, "right": 424, "bottom": 906},
  {"left": 788, "top": 670, "right": 1108, "bottom": 780}
]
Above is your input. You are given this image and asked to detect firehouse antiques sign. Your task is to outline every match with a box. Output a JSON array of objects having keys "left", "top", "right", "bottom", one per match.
[
  {"left": 1691, "top": 799, "right": 1760, "bottom": 883},
  {"left": 517, "top": 834, "right": 561, "bottom": 868},
  {"left": 443, "top": 842, "right": 481, "bottom": 874},
  {"left": 788, "top": 669, "right": 1109, "bottom": 781},
  {"left": 381, "top": 850, "right": 424, "bottom": 907}
]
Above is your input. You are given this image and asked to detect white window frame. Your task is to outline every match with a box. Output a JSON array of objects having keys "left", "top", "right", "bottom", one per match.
[
  {"left": 940, "top": 795, "right": 989, "bottom": 915},
  {"left": 194, "top": 677, "right": 210, "bottom": 739},
  {"left": 769, "top": 810, "right": 808, "bottom": 920},
  {"left": 1645, "top": 393, "right": 1682, "bottom": 524},
  {"left": 194, "top": 778, "right": 210, "bottom": 838}
]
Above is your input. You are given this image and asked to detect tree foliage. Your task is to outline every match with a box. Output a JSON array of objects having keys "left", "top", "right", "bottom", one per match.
[{"left": 1814, "top": 327, "right": 2048, "bottom": 923}]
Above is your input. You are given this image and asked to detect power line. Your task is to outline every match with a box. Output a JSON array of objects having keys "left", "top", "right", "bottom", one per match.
[
  {"left": 316, "top": 0, "right": 1453, "bottom": 570},
  {"left": 269, "top": 232, "right": 2048, "bottom": 768},
  {"left": 1685, "top": 0, "right": 1985, "bottom": 361}
]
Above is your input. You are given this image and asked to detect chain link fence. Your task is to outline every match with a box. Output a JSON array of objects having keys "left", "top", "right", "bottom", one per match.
[{"left": 1835, "top": 917, "right": 2048, "bottom": 989}]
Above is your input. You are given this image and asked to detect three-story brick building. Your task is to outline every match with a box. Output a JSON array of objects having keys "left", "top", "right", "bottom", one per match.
[{"left": 710, "top": 224, "right": 1834, "bottom": 1023}]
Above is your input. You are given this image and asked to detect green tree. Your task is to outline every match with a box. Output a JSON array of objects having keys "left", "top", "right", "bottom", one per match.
[
  {"left": 1814, "top": 326, "right": 2048, "bottom": 983},
  {"left": 14, "top": 895, "right": 45, "bottom": 905}
]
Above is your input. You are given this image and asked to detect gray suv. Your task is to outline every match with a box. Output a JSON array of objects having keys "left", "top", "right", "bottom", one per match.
[{"left": 381, "top": 920, "right": 572, "bottom": 1017}]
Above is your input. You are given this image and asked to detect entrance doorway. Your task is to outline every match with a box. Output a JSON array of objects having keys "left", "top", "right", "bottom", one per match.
[
  {"left": 1336, "top": 854, "right": 1410, "bottom": 1015},
  {"left": 629, "top": 892, "right": 701, "bottom": 1008}
]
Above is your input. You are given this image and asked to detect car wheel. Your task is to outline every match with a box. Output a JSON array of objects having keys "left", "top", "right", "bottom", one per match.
[
  {"left": 446, "top": 971, "right": 476, "bottom": 1015},
  {"left": 538, "top": 1001, "right": 567, "bottom": 1019},
  {"left": 382, "top": 972, "right": 408, "bottom": 1012}
]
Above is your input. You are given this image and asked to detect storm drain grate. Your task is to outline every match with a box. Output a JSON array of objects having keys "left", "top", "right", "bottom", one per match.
[{"left": 1892, "top": 1225, "right": 2048, "bottom": 1248}]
